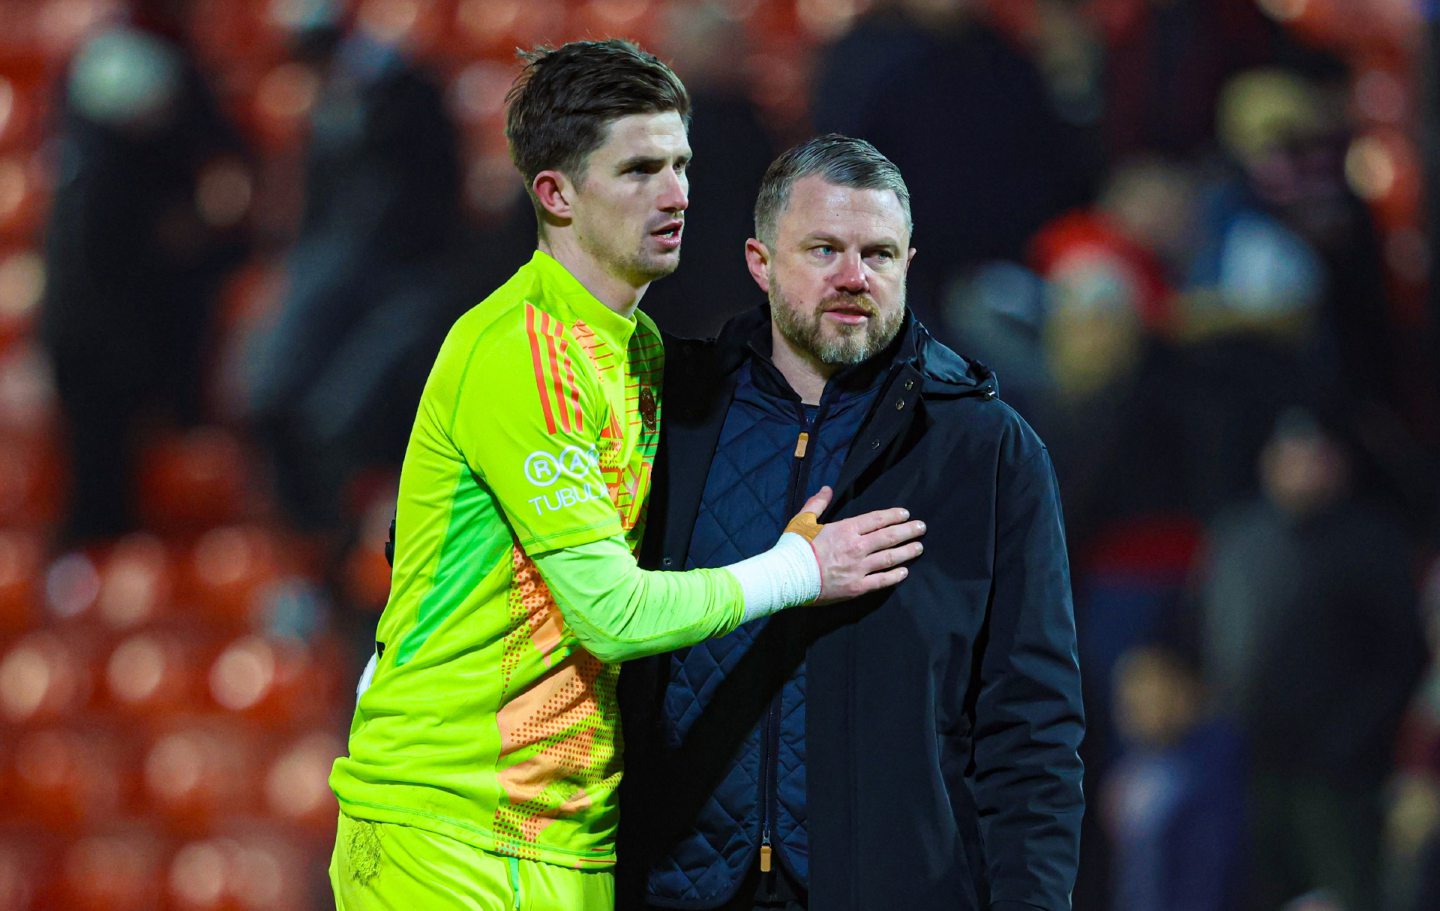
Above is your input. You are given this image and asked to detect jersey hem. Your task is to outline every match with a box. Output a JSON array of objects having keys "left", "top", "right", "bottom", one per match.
[{"left": 334, "top": 795, "right": 617, "bottom": 870}]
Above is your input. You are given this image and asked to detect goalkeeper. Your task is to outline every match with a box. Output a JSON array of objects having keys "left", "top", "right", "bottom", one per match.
[{"left": 327, "top": 39, "right": 925, "bottom": 910}]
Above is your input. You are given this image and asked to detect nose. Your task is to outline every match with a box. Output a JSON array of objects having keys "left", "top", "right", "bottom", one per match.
[
  {"left": 833, "top": 251, "right": 869, "bottom": 294},
  {"left": 658, "top": 168, "right": 688, "bottom": 214}
]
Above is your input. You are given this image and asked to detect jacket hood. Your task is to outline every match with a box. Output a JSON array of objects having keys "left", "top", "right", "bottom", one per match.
[{"left": 710, "top": 304, "right": 998, "bottom": 400}]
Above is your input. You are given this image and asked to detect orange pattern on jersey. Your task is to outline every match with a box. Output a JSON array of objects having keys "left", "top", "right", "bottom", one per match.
[
  {"left": 525, "top": 304, "right": 584, "bottom": 434},
  {"left": 489, "top": 314, "right": 661, "bottom": 862},
  {"left": 574, "top": 322, "right": 662, "bottom": 534},
  {"left": 569, "top": 320, "right": 617, "bottom": 378},
  {"left": 494, "top": 546, "right": 621, "bottom": 861}
]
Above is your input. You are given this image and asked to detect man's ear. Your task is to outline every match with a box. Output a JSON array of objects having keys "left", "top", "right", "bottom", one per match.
[
  {"left": 745, "top": 238, "right": 772, "bottom": 293},
  {"left": 905, "top": 247, "right": 917, "bottom": 274},
  {"left": 533, "top": 170, "right": 573, "bottom": 221}
]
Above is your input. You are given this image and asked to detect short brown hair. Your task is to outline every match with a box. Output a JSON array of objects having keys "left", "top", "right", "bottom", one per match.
[
  {"left": 505, "top": 40, "right": 690, "bottom": 197},
  {"left": 754, "top": 134, "right": 912, "bottom": 246}
]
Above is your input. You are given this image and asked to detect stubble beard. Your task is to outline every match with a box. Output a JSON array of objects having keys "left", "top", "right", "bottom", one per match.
[
  {"left": 578, "top": 222, "right": 680, "bottom": 288},
  {"left": 769, "top": 272, "right": 905, "bottom": 367},
  {"left": 624, "top": 246, "right": 681, "bottom": 286}
]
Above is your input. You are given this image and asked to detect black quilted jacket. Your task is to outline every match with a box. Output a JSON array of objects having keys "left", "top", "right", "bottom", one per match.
[{"left": 618, "top": 308, "right": 1085, "bottom": 911}]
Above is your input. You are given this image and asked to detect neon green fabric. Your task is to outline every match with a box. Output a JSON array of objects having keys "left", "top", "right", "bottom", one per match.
[
  {"left": 534, "top": 536, "right": 742, "bottom": 664},
  {"left": 329, "top": 251, "right": 744, "bottom": 870},
  {"left": 329, "top": 811, "right": 614, "bottom": 910}
]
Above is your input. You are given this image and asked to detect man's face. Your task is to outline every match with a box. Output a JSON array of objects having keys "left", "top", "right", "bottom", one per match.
[
  {"left": 750, "top": 175, "right": 913, "bottom": 367},
  {"left": 568, "top": 111, "right": 690, "bottom": 290}
]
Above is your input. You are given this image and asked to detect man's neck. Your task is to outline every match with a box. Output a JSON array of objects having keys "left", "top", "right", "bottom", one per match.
[
  {"left": 770, "top": 324, "right": 838, "bottom": 406},
  {"left": 538, "top": 235, "right": 646, "bottom": 319}
]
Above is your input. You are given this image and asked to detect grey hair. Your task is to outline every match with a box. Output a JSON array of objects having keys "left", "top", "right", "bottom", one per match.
[{"left": 753, "top": 134, "right": 913, "bottom": 245}]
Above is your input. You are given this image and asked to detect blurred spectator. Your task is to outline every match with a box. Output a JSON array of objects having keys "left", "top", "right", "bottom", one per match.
[
  {"left": 811, "top": 0, "right": 1083, "bottom": 334},
  {"left": 40, "top": 0, "right": 253, "bottom": 545},
  {"left": 1016, "top": 173, "right": 1200, "bottom": 911},
  {"left": 1180, "top": 65, "right": 1397, "bottom": 452},
  {"left": 1102, "top": 641, "right": 1247, "bottom": 911},
  {"left": 1198, "top": 408, "right": 1427, "bottom": 911},
  {"left": 1388, "top": 559, "right": 1440, "bottom": 910},
  {"left": 1162, "top": 68, "right": 1351, "bottom": 520},
  {"left": 945, "top": 156, "right": 1191, "bottom": 419},
  {"left": 1213, "top": 62, "right": 1398, "bottom": 412},
  {"left": 1094, "top": 0, "right": 1277, "bottom": 158},
  {"left": 943, "top": 261, "right": 1051, "bottom": 416},
  {"left": 640, "top": 1, "right": 776, "bottom": 338},
  {"left": 1410, "top": 835, "right": 1440, "bottom": 911},
  {"left": 1021, "top": 158, "right": 1198, "bottom": 545},
  {"left": 244, "top": 0, "right": 468, "bottom": 532}
]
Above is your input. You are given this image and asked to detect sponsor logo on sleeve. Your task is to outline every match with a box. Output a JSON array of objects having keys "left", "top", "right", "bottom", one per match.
[{"left": 523, "top": 446, "right": 605, "bottom": 515}]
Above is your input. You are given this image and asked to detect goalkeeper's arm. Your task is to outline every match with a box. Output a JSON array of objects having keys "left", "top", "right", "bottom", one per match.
[{"left": 534, "top": 485, "right": 925, "bottom": 664}]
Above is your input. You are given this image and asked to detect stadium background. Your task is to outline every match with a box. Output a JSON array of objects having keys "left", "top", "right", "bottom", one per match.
[{"left": 0, "top": 0, "right": 1438, "bottom": 908}]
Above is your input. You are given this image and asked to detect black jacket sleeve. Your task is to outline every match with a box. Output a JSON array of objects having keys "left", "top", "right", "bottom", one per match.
[{"left": 971, "top": 440, "right": 1085, "bottom": 910}]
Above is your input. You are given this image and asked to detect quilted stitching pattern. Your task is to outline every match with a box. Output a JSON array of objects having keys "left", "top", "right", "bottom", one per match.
[{"left": 647, "top": 363, "right": 878, "bottom": 903}]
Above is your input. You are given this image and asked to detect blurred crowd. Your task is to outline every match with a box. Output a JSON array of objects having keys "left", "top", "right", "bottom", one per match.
[{"left": 2, "top": 0, "right": 1440, "bottom": 908}]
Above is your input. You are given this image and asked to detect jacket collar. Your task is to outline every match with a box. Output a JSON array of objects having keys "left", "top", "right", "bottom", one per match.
[{"left": 712, "top": 304, "right": 998, "bottom": 400}]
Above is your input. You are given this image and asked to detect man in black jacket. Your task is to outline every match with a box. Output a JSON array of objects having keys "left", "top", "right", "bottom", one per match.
[{"left": 617, "top": 135, "right": 1085, "bottom": 911}]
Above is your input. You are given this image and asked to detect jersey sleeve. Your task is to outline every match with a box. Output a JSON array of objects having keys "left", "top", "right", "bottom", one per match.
[
  {"left": 533, "top": 534, "right": 745, "bottom": 663},
  {"left": 447, "top": 308, "right": 622, "bottom": 553}
]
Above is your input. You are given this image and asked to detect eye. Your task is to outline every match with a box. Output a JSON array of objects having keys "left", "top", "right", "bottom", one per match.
[{"left": 813, "top": 244, "right": 835, "bottom": 257}]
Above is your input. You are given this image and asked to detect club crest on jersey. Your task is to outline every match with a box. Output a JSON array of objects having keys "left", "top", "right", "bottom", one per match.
[{"left": 639, "top": 387, "right": 658, "bottom": 432}]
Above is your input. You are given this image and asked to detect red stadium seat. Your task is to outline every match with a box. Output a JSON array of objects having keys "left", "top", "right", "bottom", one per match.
[
  {"left": 104, "top": 626, "right": 215, "bottom": 723},
  {"left": 207, "top": 632, "right": 341, "bottom": 727},
  {"left": 0, "top": 248, "right": 44, "bottom": 353},
  {"left": 1259, "top": 0, "right": 1415, "bottom": 55},
  {"left": 96, "top": 533, "right": 179, "bottom": 631},
  {"left": 184, "top": 525, "right": 283, "bottom": 628},
  {"left": 165, "top": 829, "right": 315, "bottom": 911},
  {"left": 341, "top": 538, "right": 392, "bottom": 614},
  {"left": 141, "top": 720, "right": 263, "bottom": 836},
  {"left": 340, "top": 490, "right": 396, "bottom": 613},
  {"left": 0, "top": 529, "right": 42, "bottom": 634},
  {"left": 449, "top": 0, "right": 569, "bottom": 58},
  {"left": 262, "top": 730, "right": 344, "bottom": 834},
  {"left": 34, "top": 0, "right": 116, "bottom": 65},
  {"left": 0, "top": 72, "right": 44, "bottom": 153},
  {"left": 0, "top": 829, "right": 60, "bottom": 911},
  {"left": 11, "top": 725, "right": 134, "bottom": 832},
  {"left": 137, "top": 427, "right": 250, "bottom": 536},
  {"left": 0, "top": 429, "right": 63, "bottom": 529},
  {"left": 0, "top": 342, "right": 60, "bottom": 440},
  {"left": 0, "top": 629, "right": 97, "bottom": 726},
  {"left": 53, "top": 826, "right": 169, "bottom": 911},
  {"left": 215, "top": 259, "right": 286, "bottom": 338},
  {"left": 0, "top": 153, "right": 46, "bottom": 245},
  {"left": 355, "top": 0, "right": 453, "bottom": 58},
  {"left": 1346, "top": 127, "right": 1422, "bottom": 230},
  {"left": 448, "top": 61, "right": 512, "bottom": 135},
  {"left": 245, "top": 62, "right": 320, "bottom": 151},
  {"left": 571, "top": 0, "right": 657, "bottom": 45},
  {"left": 187, "top": 0, "right": 289, "bottom": 72}
]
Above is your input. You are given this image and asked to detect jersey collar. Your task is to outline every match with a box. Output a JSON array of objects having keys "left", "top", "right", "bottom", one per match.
[{"left": 527, "top": 250, "right": 639, "bottom": 350}]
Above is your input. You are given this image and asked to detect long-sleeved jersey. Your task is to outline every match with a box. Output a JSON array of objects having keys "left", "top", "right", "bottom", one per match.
[{"left": 330, "top": 251, "right": 745, "bottom": 869}]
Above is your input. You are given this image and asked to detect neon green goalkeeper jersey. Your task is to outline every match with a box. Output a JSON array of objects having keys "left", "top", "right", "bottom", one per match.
[{"left": 329, "top": 251, "right": 743, "bottom": 869}]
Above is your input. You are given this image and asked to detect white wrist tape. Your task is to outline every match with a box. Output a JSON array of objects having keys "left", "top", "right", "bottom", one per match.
[{"left": 727, "top": 531, "right": 823, "bottom": 623}]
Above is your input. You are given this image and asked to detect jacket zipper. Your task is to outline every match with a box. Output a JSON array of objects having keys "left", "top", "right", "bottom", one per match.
[{"left": 761, "top": 403, "right": 818, "bottom": 879}]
